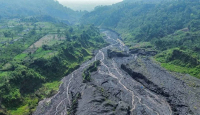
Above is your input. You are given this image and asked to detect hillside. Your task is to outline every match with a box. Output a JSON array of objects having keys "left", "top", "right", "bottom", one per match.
[
  {"left": 0, "top": 0, "right": 85, "bottom": 24},
  {"left": 0, "top": 17, "right": 107, "bottom": 114},
  {"left": 1, "top": 0, "right": 200, "bottom": 115},
  {"left": 81, "top": 0, "right": 200, "bottom": 78}
]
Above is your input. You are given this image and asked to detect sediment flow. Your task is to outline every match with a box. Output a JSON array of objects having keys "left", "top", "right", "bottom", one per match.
[{"left": 34, "top": 30, "right": 200, "bottom": 115}]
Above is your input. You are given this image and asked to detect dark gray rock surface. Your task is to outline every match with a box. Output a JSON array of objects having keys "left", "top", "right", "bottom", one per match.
[
  {"left": 107, "top": 49, "right": 130, "bottom": 58},
  {"left": 33, "top": 30, "right": 200, "bottom": 115},
  {"left": 129, "top": 48, "right": 157, "bottom": 56}
]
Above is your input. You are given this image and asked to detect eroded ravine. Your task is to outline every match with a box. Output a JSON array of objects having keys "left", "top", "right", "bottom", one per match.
[
  {"left": 97, "top": 49, "right": 160, "bottom": 115},
  {"left": 33, "top": 29, "right": 189, "bottom": 115},
  {"left": 96, "top": 43, "right": 171, "bottom": 115}
]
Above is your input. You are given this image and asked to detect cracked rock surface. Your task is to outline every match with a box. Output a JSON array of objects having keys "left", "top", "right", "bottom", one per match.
[{"left": 34, "top": 29, "right": 200, "bottom": 115}]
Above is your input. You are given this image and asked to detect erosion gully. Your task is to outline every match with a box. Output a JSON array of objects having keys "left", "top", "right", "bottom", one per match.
[{"left": 34, "top": 29, "right": 200, "bottom": 115}]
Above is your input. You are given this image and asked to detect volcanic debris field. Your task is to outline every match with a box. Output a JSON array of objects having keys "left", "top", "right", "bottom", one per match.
[{"left": 34, "top": 30, "right": 200, "bottom": 115}]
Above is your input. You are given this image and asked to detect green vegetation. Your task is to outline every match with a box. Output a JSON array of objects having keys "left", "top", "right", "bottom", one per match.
[
  {"left": 83, "top": 60, "right": 101, "bottom": 83},
  {"left": 0, "top": 0, "right": 86, "bottom": 24},
  {"left": 2, "top": 0, "right": 200, "bottom": 114},
  {"left": 155, "top": 49, "right": 200, "bottom": 78},
  {"left": 81, "top": 0, "right": 200, "bottom": 78},
  {"left": 0, "top": 16, "right": 107, "bottom": 114},
  {"left": 67, "top": 93, "right": 81, "bottom": 115}
]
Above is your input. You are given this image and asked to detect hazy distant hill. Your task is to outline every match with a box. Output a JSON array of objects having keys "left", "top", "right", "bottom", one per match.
[
  {"left": 81, "top": 0, "right": 200, "bottom": 78},
  {"left": 81, "top": 0, "right": 200, "bottom": 41},
  {"left": 0, "top": 0, "right": 85, "bottom": 23}
]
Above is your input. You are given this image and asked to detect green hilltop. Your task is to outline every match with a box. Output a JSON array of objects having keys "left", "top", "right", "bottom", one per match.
[{"left": 0, "top": 0, "right": 86, "bottom": 24}]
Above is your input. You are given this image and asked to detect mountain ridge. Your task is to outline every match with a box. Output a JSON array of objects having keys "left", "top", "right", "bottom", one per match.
[
  {"left": 81, "top": 0, "right": 200, "bottom": 78},
  {"left": 0, "top": 0, "right": 85, "bottom": 24}
]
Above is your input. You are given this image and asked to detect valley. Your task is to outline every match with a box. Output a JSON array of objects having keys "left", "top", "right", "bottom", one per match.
[
  {"left": 34, "top": 30, "right": 200, "bottom": 115},
  {"left": 1, "top": 0, "right": 200, "bottom": 115}
]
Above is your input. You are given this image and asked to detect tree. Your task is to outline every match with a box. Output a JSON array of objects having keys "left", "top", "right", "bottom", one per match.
[
  {"left": 30, "top": 28, "right": 36, "bottom": 35},
  {"left": 39, "top": 27, "right": 42, "bottom": 32},
  {"left": 11, "top": 33, "right": 14, "bottom": 40},
  {"left": 3, "top": 31, "right": 11, "bottom": 37},
  {"left": 57, "top": 29, "right": 60, "bottom": 34},
  {"left": 69, "top": 27, "right": 73, "bottom": 33}
]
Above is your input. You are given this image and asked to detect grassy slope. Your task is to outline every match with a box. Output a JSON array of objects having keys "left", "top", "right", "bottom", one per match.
[
  {"left": 0, "top": 19, "right": 107, "bottom": 115},
  {"left": 154, "top": 30, "right": 200, "bottom": 78},
  {"left": 155, "top": 48, "right": 200, "bottom": 78}
]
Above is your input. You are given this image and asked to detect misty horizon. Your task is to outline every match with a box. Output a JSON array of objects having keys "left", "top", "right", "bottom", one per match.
[{"left": 57, "top": 0, "right": 123, "bottom": 11}]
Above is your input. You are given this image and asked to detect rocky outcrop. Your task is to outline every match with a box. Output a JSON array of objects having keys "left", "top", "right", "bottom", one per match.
[
  {"left": 83, "top": 60, "right": 100, "bottom": 83},
  {"left": 129, "top": 48, "right": 157, "bottom": 56},
  {"left": 107, "top": 49, "right": 129, "bottom": 58},
  {"left": 121, "top": 64, "right": 193, "bottom": 115},
  {"left": 121, "top": 64, "right": 169, "bottom": 97},
  {"left": 76, "top": 84, "right": 131, "bottom": 115}
]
